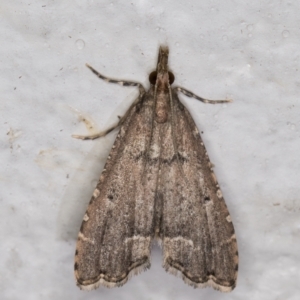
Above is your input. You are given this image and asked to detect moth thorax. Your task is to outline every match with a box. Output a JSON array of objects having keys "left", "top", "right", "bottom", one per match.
[
  {"left": 155, "top": 73, "right": 170, "bottom": 123},
  {"left": 155, "top": 93, "right": 170, "bottom": 123}
]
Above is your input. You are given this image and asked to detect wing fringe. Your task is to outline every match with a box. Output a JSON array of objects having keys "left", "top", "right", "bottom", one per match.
[
  {"left": 163, "top": 261, "right": 236, "bottom": 292},
  {"left": 76, "top": 260, "right": 151, "bottom": 290}
]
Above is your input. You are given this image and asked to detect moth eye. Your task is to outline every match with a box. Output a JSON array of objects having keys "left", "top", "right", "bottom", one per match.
[
  {"left": 149, "top": 71, "right": 175, "bottom": 85},
  {"left": 149, "top": 71, "right": 157, "bottom": 84},
  {"left": 168, "top": 72, "right": 175, "bottom": 84}
]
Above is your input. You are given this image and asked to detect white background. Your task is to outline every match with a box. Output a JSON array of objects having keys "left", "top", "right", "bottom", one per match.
[{"left": 1, "top": 1, "right": 299, "bottom": 299}]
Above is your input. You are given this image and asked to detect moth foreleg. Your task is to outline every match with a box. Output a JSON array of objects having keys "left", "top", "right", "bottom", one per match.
[
  {"left": 72, "top": 65, "right": 146, "bottom": 140},
  {"left": 174, "top": 87, "right": 232, "bottom": 104},
  {"left": 86, "top": 63, "right": 145, "bottom": 90}
]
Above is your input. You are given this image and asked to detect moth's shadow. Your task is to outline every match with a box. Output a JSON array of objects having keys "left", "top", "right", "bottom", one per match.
[{"left": 56, "top": 134, "right": 115, "bottom": 241}]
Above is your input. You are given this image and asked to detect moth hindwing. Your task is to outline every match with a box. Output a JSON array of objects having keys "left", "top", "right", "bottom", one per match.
[{"left": 73, "top": 46, "right": 238, "bottom": 292}]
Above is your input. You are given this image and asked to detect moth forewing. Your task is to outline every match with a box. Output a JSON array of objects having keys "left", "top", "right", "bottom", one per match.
[{"left": 74, "top": 46, "right": 238, "bottom": 292}]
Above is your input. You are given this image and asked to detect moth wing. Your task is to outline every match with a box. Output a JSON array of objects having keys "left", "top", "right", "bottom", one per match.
[
  {"left": 160, "top": 91, "right": 238, "bottom": 292},
  {"left": 75, "top": 93, "right": 156, "bottom": 289}
]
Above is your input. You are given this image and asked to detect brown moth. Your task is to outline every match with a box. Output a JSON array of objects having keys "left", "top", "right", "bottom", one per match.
[{"left": 73, "top": 46, "right": 238, "bottom": 292}]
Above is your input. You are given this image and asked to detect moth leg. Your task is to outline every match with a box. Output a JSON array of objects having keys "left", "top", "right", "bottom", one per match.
[
  {"left": 174, "top": 87, "right": 232, "bottom": 104},
  {"left": 73, "top": 65, "right": 146, "bottom": 140},
  {"left": 72, "top": 122, "right": 120, "bottom": 140},
  {"left": 73, "top": 94, "right": 144, "bottom": 140},
  {"left": 86, "top": 63, "right": 145, "bottom": 90}
]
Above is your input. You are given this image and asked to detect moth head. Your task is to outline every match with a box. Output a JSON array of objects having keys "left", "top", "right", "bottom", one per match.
[
  {"left": 149, "top": 46, "right": 175, "bottom": 85},
  {"left": 149, "top": 71, "right": 174, "bottom": 85}
]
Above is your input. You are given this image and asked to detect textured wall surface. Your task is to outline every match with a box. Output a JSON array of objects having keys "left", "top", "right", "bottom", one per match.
[{"left": 1, "top": 1, "right": 299, "bottom": 299}]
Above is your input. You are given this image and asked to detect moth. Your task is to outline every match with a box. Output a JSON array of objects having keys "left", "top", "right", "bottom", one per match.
[{"left": 74, "top": 46, "right": 238, "bottom": 292}]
